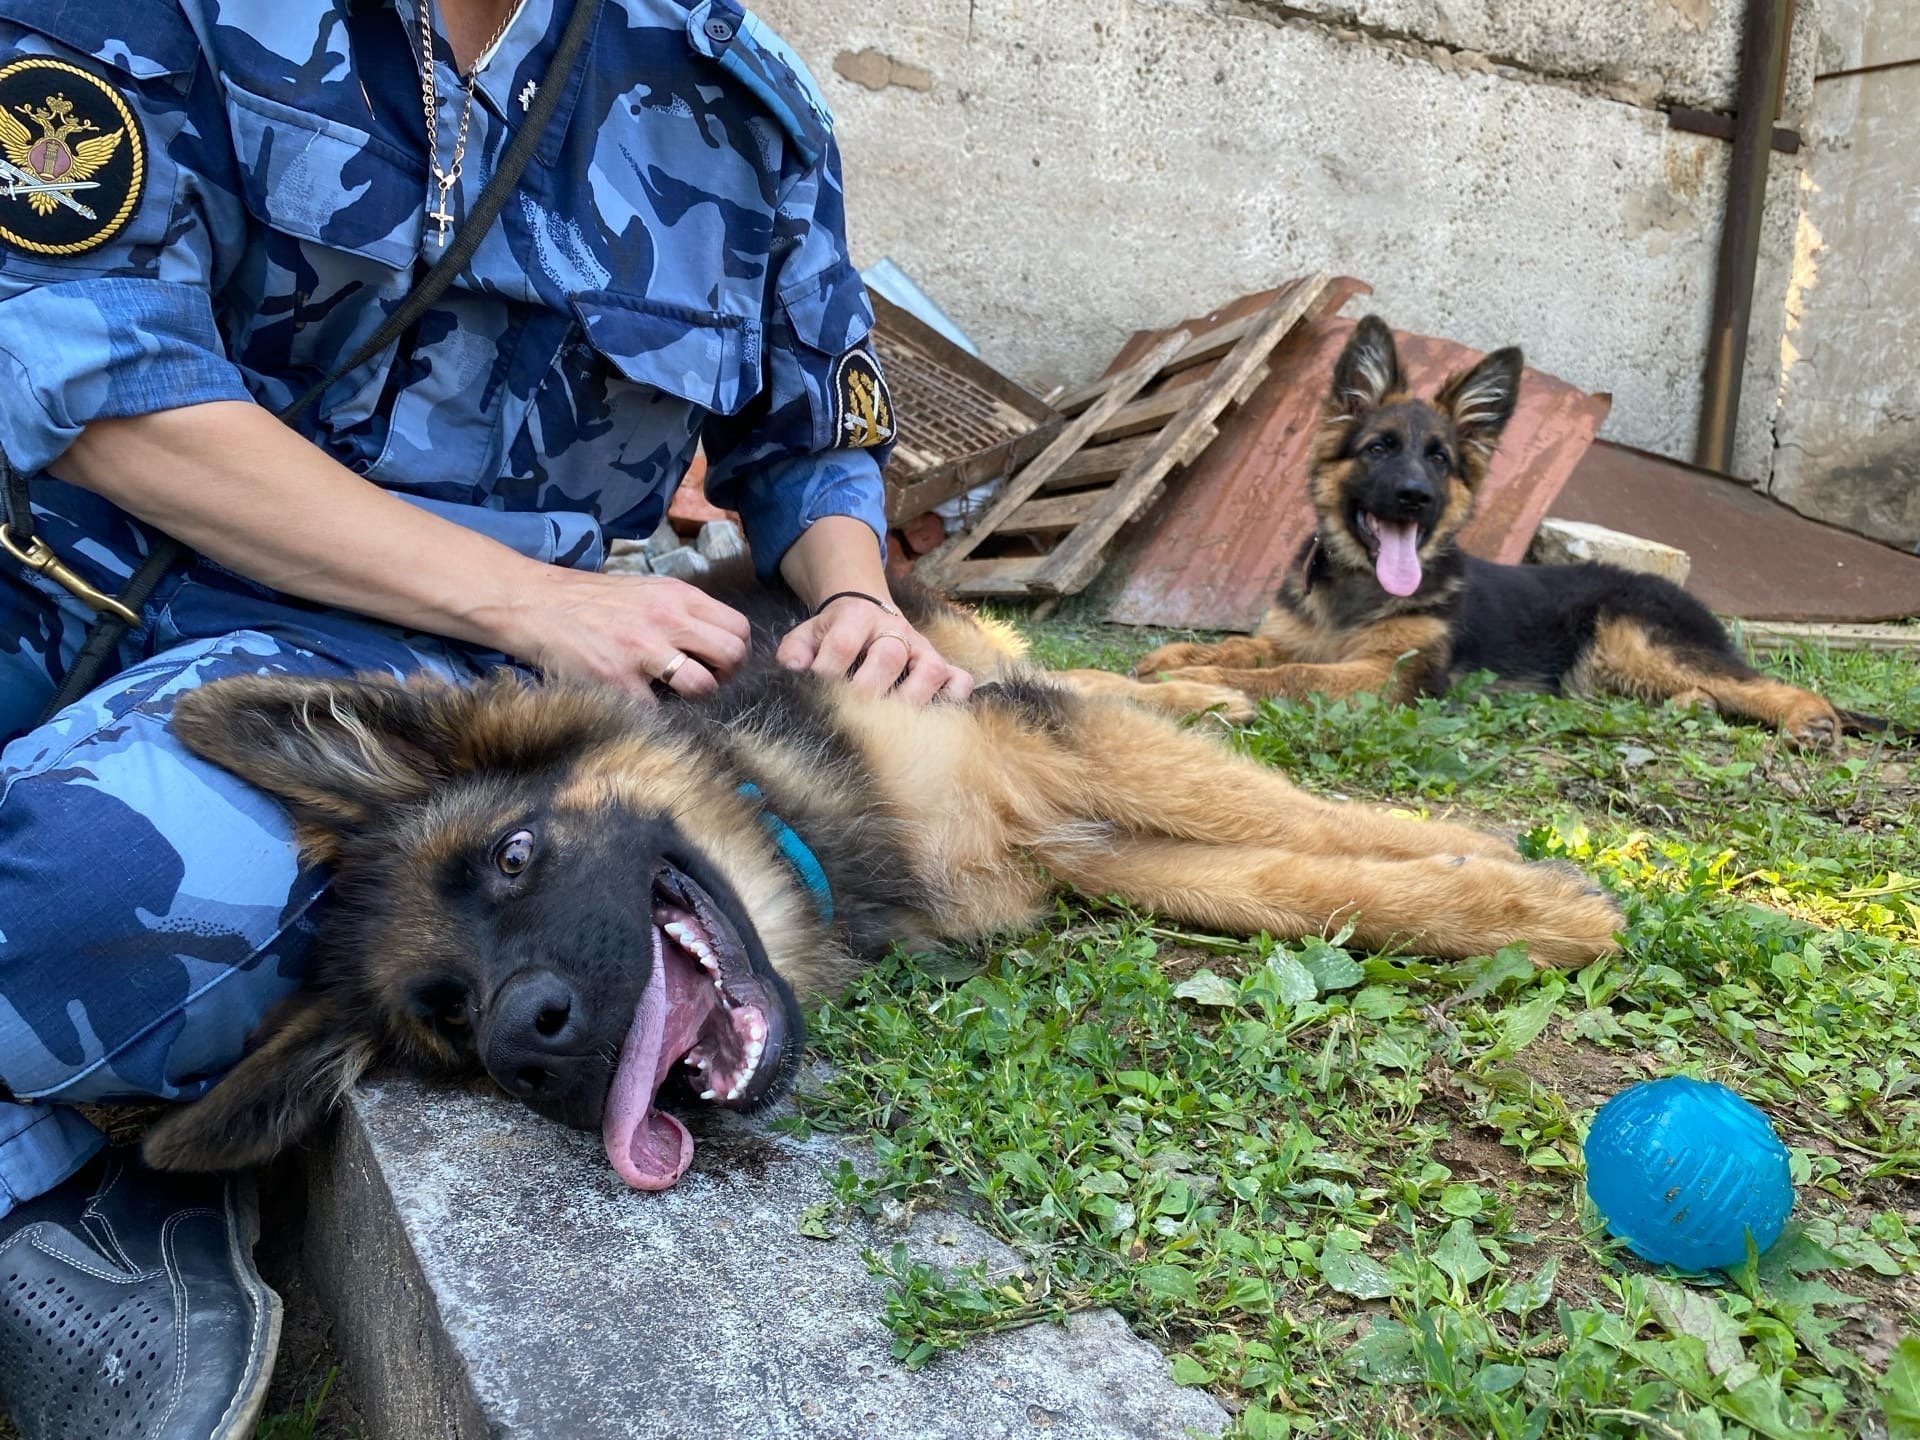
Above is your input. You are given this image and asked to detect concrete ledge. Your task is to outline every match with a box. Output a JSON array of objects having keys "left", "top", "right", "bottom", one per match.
[
  {"left": 1530, "top": 517, "right": 1692, "bottom": 585},
  {"left": 305, "top": 1078, "right": 1227, "bottom": 1440}
]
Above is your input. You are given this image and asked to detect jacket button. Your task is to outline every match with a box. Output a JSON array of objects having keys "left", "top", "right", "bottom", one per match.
[{"left": 703, "top": 17, "right": 734, "bottom": 42}]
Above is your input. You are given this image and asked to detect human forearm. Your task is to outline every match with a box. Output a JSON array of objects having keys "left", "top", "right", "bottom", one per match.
[
  {"left": 776, "top": 514, "right": 891, "bottom": 610},
  {"left": 55, "top": 401, "right": 751, "bottom": 696},
  {"left": 56, "top": 401, "right": 550, "bottom": 651}
]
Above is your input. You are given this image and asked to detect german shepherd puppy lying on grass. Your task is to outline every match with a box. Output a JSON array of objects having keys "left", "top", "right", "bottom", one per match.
[
  {"left": 142, "top": 574, "right": 1621, "bottom": 1190},
  {"left": 1132, "top": 316, "right": 1863, "bottom": 747}
]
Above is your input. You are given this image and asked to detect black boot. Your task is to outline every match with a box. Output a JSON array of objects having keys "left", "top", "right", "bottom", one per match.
[{"left": 0, "top": 1150, "right": 280, "bottom": 1440}]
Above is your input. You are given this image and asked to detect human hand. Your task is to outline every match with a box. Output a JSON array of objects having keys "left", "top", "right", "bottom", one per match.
[
  {"left": 777, "top": 594, "right": 973, "bottom": 705},
  {"left": 498, "top": 568, "right": 752, "bottom": 700}
]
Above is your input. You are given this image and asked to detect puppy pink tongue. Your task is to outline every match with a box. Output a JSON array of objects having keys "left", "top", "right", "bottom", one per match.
[
  {"left": 1373, "top": 519, "right": 1423, "bottom": 596},
  {"left": 603, "top": 928, "right": 712, "bottom": 1191}
]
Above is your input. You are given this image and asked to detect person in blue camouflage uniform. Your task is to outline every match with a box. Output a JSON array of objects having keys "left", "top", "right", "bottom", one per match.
[{"left": 0, "top": 2, "right": 966, "bottom": 1434}]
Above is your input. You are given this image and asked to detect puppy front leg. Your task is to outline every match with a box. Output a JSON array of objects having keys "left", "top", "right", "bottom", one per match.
[{"left": 1134, "top": 636, "right": 1288, "bottom": 677}]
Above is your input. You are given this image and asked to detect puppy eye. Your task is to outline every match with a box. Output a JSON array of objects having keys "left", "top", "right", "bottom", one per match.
[
  {"left": 1426, "top": 445, "right": 1450, "bottom": 465},
  {"left": 496, "top": 829, "right": 535, "bottom": 875},
  {"left": 1365, "top": 437, "right": 1395, "bottom": 458},
  {"left": 410, "top": 979, "right": 473, "bottom": 1036}
]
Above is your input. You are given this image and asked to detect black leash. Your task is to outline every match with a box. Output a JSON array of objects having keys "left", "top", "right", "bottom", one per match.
[{"left": 5, "top": 0, "right": 601, "bottom": 726}]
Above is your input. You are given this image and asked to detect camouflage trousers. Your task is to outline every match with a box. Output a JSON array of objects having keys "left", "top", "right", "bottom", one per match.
[{"left": 0, "top": 518, "right": 519, "bottom": 1215}]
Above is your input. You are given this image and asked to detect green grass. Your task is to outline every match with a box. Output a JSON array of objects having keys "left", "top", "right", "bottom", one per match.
[
  {"left": 254, "top": 1370, "right": 345, "bottom": 1440},
  {"left": 789, "top": 607, "right": 1920, "bottom": 1439}
]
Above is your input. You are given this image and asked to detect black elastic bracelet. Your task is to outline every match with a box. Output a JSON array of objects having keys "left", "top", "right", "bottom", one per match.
[{"left": 812, "top": 590, "right": 900, "bottom": 619}]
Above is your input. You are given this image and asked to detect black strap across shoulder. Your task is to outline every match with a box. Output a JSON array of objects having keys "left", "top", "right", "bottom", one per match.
[{"left": 11, "top": 0, "right": 602, "bottom": 724}]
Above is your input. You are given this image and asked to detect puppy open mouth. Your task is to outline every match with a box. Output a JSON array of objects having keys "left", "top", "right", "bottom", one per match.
[
  {"left": 1355, "top": 509, "right": 1424, "bottom": 597},
  {"left": 601, "top": 861, "right": 791, "bottom": 1191}
]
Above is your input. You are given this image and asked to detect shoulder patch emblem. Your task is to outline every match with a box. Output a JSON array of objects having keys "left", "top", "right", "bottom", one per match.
[
  {"left": 0, "top": 58, "right": 146, "bottom": 258},
  {"left": 831, "top": 345, "right": 894, "bottom": 450}
]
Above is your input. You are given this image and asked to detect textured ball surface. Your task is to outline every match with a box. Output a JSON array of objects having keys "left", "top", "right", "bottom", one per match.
[{"left": 1583, "top": 1077, "right": 1793, "bottom": 1270}]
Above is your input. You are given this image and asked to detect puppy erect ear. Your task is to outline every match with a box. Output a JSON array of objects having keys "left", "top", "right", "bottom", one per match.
[
  {"left": 170, "top": 674, "right": 465, "bottom": 861},
  {"left": 1330, "top": 315, "right": 1406, "bottom": 417},
  {"left": 1436, "top": 347, "right": 1524, "bottom": 457},
  {"left": 141, "top": 995, "right": 375, "bottom": 1172}
]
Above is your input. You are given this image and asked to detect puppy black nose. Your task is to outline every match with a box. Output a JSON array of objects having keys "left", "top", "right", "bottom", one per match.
[
  {"left": 1394, "top": 480, "right": 1435, "bottom": 513},
  {"left": 484, "top": 969, "right": 590, "bottom": 1099}
]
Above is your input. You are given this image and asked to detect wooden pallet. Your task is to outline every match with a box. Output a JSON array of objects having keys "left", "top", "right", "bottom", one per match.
[{"left": 916, "top": 273, "right": 1334, "bottom": 599}]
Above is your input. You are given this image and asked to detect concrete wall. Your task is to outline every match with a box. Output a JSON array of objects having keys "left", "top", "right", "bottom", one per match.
[
  {"left": 760, "top": 0, "right": 1818, "bottom": 478},
  {"left": 1764, "top": 0, "right": 1920, "bottom": 549}
]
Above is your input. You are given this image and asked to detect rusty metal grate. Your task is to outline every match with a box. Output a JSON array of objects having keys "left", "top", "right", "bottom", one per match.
[
  {"left": 875, "top": 333, "right": 1025, "bottom": 462},
  {"left": 868, "top": 293, "right": 1061, "bottom": 525}
]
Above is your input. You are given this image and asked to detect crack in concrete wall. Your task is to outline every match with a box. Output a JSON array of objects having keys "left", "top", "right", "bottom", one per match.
[
  {"left": 1220, "top": 1, "right": 1678, "bottom": 110},
  {"left": 1211, "top": 0, "right": 1820, "bottom": 119}
]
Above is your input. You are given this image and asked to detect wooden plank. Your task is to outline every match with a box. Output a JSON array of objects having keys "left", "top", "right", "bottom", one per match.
[
  {"left": 1735, "top": 620, "right": 1920, "bottom": 653},
  {"left": 1229, "top": 362, "right": 1271, "bottom": 408},
  {"left": 1035, "top": 434, "right": 1156, "bottom": 493},
  {"left": 1083, "top": 359, "right": 1268, "bottom": 444},
  {"left": 915, "top": 330, "right": 1191, "bottom": 592},
  {"left": 1039, "top": 275, "right": 1331, "bottom": 596},
  {"left": 998, "top": 489, "right": 1110, "bottom": 534},
  {"left": 939, "top": 555, "right": 1049, "bottom": 594},
  {"left": 1087, "top": 388, "right": 1194, "bottom": 445},
  {"left": 1050, "top": 279, "right": 1316, "bottom": 414}
]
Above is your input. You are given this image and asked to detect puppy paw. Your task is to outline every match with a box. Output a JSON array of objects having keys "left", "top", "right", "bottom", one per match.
[
  {"left": 1783, "top": 699, "right": 1841, "bottom": 749},
  {"left": 1133, "top": 642, "right": 1214, "bottom": 678},
  {"left": 1151, "top": 678, "right": 1257, "bottom": 724},
  {"left": 1519, "top": 864, "right": 1624, "bottom": 970}
]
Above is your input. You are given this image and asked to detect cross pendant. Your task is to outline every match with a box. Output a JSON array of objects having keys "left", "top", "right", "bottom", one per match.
[{"left": 426, "top": 174, "right": 457, "bottom": 245}]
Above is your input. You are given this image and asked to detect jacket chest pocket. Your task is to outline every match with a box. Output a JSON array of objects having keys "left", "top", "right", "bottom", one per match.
[
  {"left": 569, "top": 291, "right": 763, "bottom": 417},
  {"left": 221, "top": 78, "right": 422, "bottom": 271}
]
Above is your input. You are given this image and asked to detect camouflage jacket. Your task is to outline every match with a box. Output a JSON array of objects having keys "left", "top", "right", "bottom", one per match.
[{"left": 0, "top": 0, "right": 893, "bottom": 584}]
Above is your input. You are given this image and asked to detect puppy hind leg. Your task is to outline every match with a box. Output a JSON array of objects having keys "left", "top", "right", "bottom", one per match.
[
  {"left": 1058, "top": 697, "right": 1516, "bottom": 860},
  {"left": 1577, "top": 617, "right": 1840, "bottom": 747},
  {"left": 1038, "top": 837, "right": 1620, "bottom": 969}
]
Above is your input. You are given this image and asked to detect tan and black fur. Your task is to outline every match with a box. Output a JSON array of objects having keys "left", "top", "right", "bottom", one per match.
[
  {"left": 1131, "top": 316, "right": 1871, "bottom": 747},
  {"left": 141, "top": 571, "right": 1621, "bottom": 1174}
]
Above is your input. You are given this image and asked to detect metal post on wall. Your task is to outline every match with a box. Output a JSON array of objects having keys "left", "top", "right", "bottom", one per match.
[{"left": 1694, "top": 0, "right": 1796, "bottom": 475}]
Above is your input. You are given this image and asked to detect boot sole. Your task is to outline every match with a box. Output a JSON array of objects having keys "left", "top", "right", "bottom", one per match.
[{"left": 211, "top": 1173, "right": 283, "bottom": 1440}]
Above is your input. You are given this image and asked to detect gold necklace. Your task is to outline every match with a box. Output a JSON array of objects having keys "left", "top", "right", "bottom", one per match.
[{"left": 418, "top": 0, "right": 520, "bottom": 246}]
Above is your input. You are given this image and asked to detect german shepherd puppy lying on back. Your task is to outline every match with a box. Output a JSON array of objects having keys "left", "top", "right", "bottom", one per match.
[
  {"left": 1133, "top": 316, "right": 1860, "bottom": 747},
  {"left": 141, "top": 573, "right": 1620, "bottom": 1191}
]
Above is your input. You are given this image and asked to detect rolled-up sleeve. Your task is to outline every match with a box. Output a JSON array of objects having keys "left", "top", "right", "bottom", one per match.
[
  {"left": 702, "top": 136, "right": 894, "bottom": 581},
  {"left": 0, "top": 13, "right": 249, "bottom": 474},
  {"left": 0, "top": 279, "right": 251, "bottom": 473}
]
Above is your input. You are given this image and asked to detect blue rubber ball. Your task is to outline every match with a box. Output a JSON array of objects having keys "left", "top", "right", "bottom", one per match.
[{"left": 1583, "top": 1076, "right": 1794, "bottom": 1270}]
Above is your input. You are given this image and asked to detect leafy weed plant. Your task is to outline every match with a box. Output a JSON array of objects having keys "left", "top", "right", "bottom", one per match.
[{"left": 798, "top": 611, "right": 1920, "bottom": 1439}]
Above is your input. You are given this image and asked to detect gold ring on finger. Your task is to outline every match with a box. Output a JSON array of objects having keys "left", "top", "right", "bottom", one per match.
[
  {"left": 872, "top": 631, "right": 911, "bottom": 650},
  {"left": 658, "top": 651, "right": 689, "bottom": 684}
]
